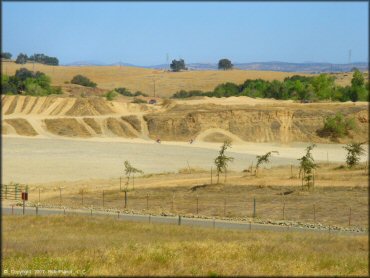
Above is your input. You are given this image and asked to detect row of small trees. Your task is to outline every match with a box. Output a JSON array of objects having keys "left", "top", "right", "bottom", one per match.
[
  {"left": 122, "top": 141, "right": 365, "bottom": 191},
  {"left": 13, "top": 53, "right": 59, "bottom": 66},
  {"left": 213, "top": 141, "right": 366, "bottom": 188}
]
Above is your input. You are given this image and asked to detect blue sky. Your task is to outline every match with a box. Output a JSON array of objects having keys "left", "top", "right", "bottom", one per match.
[{"left": 2, "top": 1, "right": 368, "bottom": 65}]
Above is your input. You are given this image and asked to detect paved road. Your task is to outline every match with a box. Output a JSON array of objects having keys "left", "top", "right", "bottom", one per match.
[{"left": 2, "top": 205, "right": 367, "bottom": 237}]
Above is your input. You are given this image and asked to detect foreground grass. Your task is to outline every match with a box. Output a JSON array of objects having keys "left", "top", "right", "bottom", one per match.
[{"left": 2, "top": 215, "right": 368, "bottom": 276}]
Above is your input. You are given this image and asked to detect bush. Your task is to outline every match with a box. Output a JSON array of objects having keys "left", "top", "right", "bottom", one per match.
[
  {"left": 318, "top": 113, "right": 356, "bottom": 139},
  {"left": 1, "top": 68, "right": 59, "bottom": 96},
  {"left": 106, "top": 90, "right": 118, "bottom": 101},
  {"left": 1, "top": 52, "right": 12, "bottom": 59},
  {"left": 71, "top": 75, "right": 97, "bottom": 88}
]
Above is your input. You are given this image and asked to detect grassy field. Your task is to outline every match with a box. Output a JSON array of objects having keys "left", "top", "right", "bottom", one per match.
[
  {"left": 2, "top": 61, "right": 361, "bottom": 98},
  {"left": 24, "top": 163, "right": 369, "bottom": 228},
  {"left": 2, "top": 215, "right": 368, "bottom": 276},
  {"left": 0, "top": 61, "right": 322, "bottom": 98}
]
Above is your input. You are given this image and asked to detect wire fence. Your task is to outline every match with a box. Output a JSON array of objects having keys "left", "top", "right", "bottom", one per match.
[{"left": 19, "top": 183, "right": 368, "bottom": 229}]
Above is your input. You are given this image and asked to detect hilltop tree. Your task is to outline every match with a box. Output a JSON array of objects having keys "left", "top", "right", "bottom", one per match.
[
  {"left": 218, "top": 58, "right": 233, "bottom": 70},
  {"left": 214, "top": 141, "right": 234, "bottom": 183},
  {"left": 343, "top": 142, "right": 365, "bottom": 168},
  {"left": 170, "top": 59, "right": 186, "bottom": 72},
  {"left": 15, "top": 53, "right": 28, "bottom": 64},
  {"left": 1, "top": 52, "right": 12, "bottom": 59},
  {"left": 124, "top": 160, "right": 143, "bottom": 190},
  {"left": 298, "top": 144, "right": 317, "bottom": 189},
  {"left": 255, "top": 151, "right": 279, "bottom": 176}
]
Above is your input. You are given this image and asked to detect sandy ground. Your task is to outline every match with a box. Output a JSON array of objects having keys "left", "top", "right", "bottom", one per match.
[{"left": 3, "top": 136, "right": 368, "bottom": 184}]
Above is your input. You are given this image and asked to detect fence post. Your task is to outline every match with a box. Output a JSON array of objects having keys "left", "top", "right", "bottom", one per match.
[
  {"left": 102, "top": 190, "right": 105, "bottom": 208},
  {"left": 196, "top": 194, "right": 199, "bottom": 215},
  {"left": 349, "top": 207, "right": 351, "bottom": 227},
  {"left": 249, "top": 220, "right": 252, "bottom": 231},
  {"left": 12, "top": 205, "right": 14, "bottom": 215},
  {"left": 178, "top": 215, "right": 181, "bottom": 225},
  {"left": 59, "top": 187, "right": 62, "bottom": 208},
  {"left": 36, "top": 205, "right": 38, "bottom": 216},
  {"left": 172, "top": 191, "right": 174, "bottom": 212},
  {"left": 124, "top": 190, "right": 127, "bottom": 208},
  {"left": 146, "top": 193, "right": 149, "bottom": 210},
  {"left": 117, "top": 211, "right": 120, "bottom": 219},
  {"left": 5, "top": 184, "right": 8, "bottom": 199},
  {"left": 253, "top": 197, "right": 256, "bottom": 218},
  {"left": 149, "top": 215, "right": 151, "bottom": 224},
  {"left": 23, "top": 199, "right": 25, "bottom": 215},
  {"left": 213, "top": 218, "right": 215, "bottom": 229},
  {"left": 211, "top": 167, "right": 213, "bottom": 185},
  {"left": 290, "top": 164, "right": 293, "bottom": 178}
]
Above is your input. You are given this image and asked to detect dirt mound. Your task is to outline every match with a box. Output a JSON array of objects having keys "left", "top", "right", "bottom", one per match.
[
  {"left": 106, "top": 118, "right": 136, "bottom": 138},
  {"left": 4, "top": 119, "right": 38, "bottom": 136},
  {"left": 65, "top": 98, "right": 115, "bottom": 116},
  {"left": 83, "top": 118, "right": 102, "bottom": 134},
  {"left": 44, "top": 118, "right": 91, "bottom": 137},
  {"left": 203, "top": 132, "right": 233, "bottom": 143},
  {"left": 121, "top": 115, "right": 141, "bottom": 132}
]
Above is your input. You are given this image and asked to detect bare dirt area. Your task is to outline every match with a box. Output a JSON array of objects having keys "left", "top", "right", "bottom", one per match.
[{"left": 3, "top": 136, "right": 368, "bottom": 184}]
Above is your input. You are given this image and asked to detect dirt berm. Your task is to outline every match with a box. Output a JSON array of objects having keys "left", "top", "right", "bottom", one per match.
[{"left": 1, "top": 95, "right": 368, "bottom": 144}]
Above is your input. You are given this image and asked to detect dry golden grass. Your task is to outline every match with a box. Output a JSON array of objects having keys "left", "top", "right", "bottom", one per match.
[
  {"left": 26, "top": 163, "right": 369, "bottom": 228},
  {"left": 2, "top": 61, "right": 315, "bottom": 97},
  {"left": 2, "top": 215, "right": 368, "bottom": 276}
]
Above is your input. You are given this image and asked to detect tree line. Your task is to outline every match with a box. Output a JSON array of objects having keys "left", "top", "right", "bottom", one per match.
[
  {"left": 172, "top": 69, "right": 368, "bottom": 102},
  {"left": 1, "top": 52, "right": 59, "bottom": 66}
]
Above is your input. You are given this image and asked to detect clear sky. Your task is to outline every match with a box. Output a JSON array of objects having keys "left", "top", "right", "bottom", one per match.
[{"left": 2, "top": 1, "right": 368, "bottom": 65}]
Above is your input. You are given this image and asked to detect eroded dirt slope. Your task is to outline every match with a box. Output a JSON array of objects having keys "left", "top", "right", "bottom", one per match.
[{"left": 1, "top": 95, "right": 368, "bottom": 144}]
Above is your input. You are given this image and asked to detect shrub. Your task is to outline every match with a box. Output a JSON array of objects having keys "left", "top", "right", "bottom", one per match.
[
  {"left": 71, "top": 75, "right": 97, "bottom": 88},
  {"left": 106, "top": 90, "right": 118, "bottom": 101},
  {"left": 318, "top": 113, "right": 356, "bottom": 139},
  {"left": 343, "top": 142, "right": 365, "bottom": 168}
]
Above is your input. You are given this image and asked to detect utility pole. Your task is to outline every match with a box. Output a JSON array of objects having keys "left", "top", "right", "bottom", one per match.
[{"left": 153, "top": 79, "right": 156, "bottom": 98}]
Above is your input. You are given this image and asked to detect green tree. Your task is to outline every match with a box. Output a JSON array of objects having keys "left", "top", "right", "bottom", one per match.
[
  {"left": 1, "top": 52, "right": 12, "bottom": 59},
  {"left": 214, "top": 141, "right": 234, "bottom": 183},
  {"left": 255, "top": 151, "right": 279, "bottom": 176},
  {"left": 15, "top": 53, "right": 28, "bottom": 64},
  {"left": 170, "top": 59, "right": 186, "bottom": 72},
  {"left": 124, "top": 161, "right": 143, "bottom": 190},
  {"left": 298, "top": 144, "right": 317, "bottom": 189},
  {"left": 218, "top": 59, "right": 233, "bottom": 70},
  {"left": 1, "top": 75, "right": 17, "bottom": 95},
  {"left": 343, "top": 142, "right": 365, "bottom": 168},
  {"left": 351, "top": 69, "right": 364, "bottom": 88}
]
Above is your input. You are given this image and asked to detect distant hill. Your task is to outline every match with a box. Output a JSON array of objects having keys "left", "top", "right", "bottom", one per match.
[
  {"left": 148, "top": 61, "right": 368, "bottom": 73},
  {"left": 62, "top": 60, "right": 368, "bottom": 72}
]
